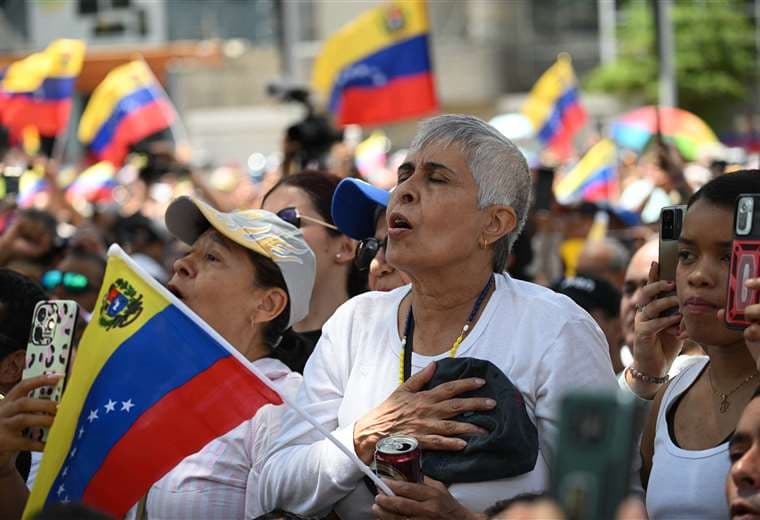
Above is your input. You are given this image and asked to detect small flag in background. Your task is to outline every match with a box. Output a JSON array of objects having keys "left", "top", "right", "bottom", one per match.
[
  {"left": 312, "top": 0, "right": 438, "bottom": 127},
  {"left": 78, "top": 61, "right": 175, "bottom": 167},
  {"left": 554, "top": 139, "right": 618, "bottom": 203},
  {"left": 24, "top": 245, "right": 283, "bottom": 519},
  {"left": 522, "top": 54, "right": 587, "bottom": 161},
  {"left": 65, "top": 161, "right": 116, "bottom": 205},
  {"left": 0, "top": 39, "right": 85, "bottom": 139}
]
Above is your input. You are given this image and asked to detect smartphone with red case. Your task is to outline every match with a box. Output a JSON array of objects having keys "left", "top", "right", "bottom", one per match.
[{"left": 726, "top": 194, "right": 760, "bottom": 329}]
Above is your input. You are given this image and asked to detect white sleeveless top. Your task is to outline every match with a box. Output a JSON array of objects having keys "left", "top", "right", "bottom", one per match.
[{"left": 646, "top": 357, "right": 730, "bottom": 520}]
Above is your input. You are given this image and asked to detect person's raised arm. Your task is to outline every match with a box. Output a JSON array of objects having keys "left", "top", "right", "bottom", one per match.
[
  {"left": 623, "top": 262, "right": 683, "bottom": 400},
  {"left": 0, "top": 374, "right": 60, "bottom": 520}
]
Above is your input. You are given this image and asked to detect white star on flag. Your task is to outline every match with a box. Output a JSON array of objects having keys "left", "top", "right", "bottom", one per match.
[
  {"left": 87, "top": 409, "right": 99, "bottom": 423},
  {"left": 104, "top": 399, "right": 117, "bottom": 413},
  {"left": 61, "top": 496, "right": 70, "bottom": 504},
  {"left": 57, "top": 484, "right": 65, "bottom": 496},
  {"left": 61, "top": 466, "right": 68, "bottom": 477},
  {"left": 121, "top": 399, "right": 135, "bottom": 412},
  {"left": 70, "top": 447, "right": 77, "bottom": 458},
  {"left": 78, "top": 427, "right": 85, "bottom": 439}
]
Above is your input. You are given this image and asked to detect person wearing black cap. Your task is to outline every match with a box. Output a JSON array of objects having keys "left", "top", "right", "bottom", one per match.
[{"left": 552, "top": 276, "right": 623, "bottom": 373}]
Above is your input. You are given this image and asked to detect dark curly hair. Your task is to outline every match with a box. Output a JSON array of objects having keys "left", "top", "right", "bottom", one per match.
[{"left": 0, "top": 269, "right": 48, "bottom": 360}]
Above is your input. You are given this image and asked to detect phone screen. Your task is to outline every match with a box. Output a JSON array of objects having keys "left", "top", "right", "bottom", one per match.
[
  {"left": 534, "top": 167, "right": 555, "bottom": 212},
  {"left": 22, "top": 300, "right": 79, "bottom": 442}
]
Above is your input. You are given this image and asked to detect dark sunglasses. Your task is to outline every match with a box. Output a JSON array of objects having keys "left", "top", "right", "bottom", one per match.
[
  {"left": 41, "top": 270, "right": 93, "bottom": 293},
  {"left": 354, "top": 237, "right": 387, "bottom": 271},
  {"left": 276, "top": 207, "right": 338, "bottom": 231}
]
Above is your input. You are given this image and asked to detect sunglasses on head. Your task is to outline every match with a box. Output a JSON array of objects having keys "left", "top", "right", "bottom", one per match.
[
  {"left": 41, "top": 270, "right": 93, "bottom": 293},
  {"left": 354, "top": 237, "right": 387, "bottom": 271},
  {"left": 276, "top": 207, "right": 338, "bottom": 231}
]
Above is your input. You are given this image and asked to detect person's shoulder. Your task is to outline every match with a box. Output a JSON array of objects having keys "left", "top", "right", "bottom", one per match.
[
  {"left": 668, "top": 355, "right": 709, "bottom": 388},
  {"left": 497, "top": 274, "right": 592, "bottom": 322},
  {"left": 330, "top": 285, "right": 410, "bottom": 321},
  {"left": 253, "top": 357, "right": 303, "bottom": 399}
]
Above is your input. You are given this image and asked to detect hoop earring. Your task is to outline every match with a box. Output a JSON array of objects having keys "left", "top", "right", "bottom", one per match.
[{"left": 479, "top": 238, "right": 488, "bottom": 250}]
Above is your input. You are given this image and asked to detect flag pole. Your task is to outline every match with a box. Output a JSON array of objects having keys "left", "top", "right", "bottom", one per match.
[
  {"left": 51, "top": 124, "right": 69, "bottom": 165},
  {"left": 134, "top": 55, "right": 192, "bottom": 158}
]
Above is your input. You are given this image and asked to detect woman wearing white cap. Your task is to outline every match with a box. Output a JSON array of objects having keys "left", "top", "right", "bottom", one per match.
[{"left": 128, "top": 196, "right": 316, "bottom": 519}]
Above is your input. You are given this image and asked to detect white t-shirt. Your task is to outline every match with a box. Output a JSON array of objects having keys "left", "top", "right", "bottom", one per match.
[
  {"left": 258, "top": 273, "right": 619, "bottom": 518},
  {"left": 646, "top": 357, "right": 730, "bottom": 520}
]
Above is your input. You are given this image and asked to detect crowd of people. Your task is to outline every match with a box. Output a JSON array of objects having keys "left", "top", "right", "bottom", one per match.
[{"left": 0, "top": 112, "right": 759, "bottom": 520}]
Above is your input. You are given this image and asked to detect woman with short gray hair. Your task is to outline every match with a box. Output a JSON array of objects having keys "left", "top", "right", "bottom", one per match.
[{"left": 258, "top": 115, "right": 617, "bottom": 519}]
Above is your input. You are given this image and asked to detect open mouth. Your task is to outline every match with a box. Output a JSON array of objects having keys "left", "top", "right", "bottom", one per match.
[
  {"left": 388, "top": 213, "right": 412, "bottom": 230},
  {"left": 168, "top": 284, "right": 184, "bottom": 300}
]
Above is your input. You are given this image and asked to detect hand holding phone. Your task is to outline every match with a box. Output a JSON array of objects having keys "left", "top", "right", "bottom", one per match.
[
  {"left": 0, "top": 374, "right": 61, "bottom": 472},
  {"left": 22, "top": 300, "right": 78, "bottom": 442}
]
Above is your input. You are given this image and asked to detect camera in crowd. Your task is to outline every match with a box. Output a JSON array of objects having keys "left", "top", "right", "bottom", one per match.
[{"left": 267, "top": 81, "right": 342, "bottom": 172}]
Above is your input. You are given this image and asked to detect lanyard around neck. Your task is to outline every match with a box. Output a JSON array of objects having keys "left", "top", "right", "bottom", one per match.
[{"left": 399, "top": 274, "right": 495, "bottom": 384}]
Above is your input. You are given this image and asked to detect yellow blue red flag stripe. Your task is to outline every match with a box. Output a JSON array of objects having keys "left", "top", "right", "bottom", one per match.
[
  {"left": 24, "top": 245, "right": 282, "bottom": 518},
  {"left": 311, "top": 0, "right": 437, "bottom": 126},
  {"left": 78, "top": 61, "right": 175, "bottom": 166},
  {"left": 555, "top": 139, "right": 618, "bottom": 202},
  {"left": 522, "top": 54, "right": 587, "bottom": 160},
  {"left": 0, "top": 39, "right": 85, "bottom": 138}
]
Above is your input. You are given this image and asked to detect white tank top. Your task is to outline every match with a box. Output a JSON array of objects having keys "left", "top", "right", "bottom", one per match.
[{"left": 646, "top": 357, "right": 730, "bottom": 520}]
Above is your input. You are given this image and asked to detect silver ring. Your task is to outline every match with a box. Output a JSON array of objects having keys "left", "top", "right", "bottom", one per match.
[{"left": 635, "top": 303, "right": 646, "bottom": 313}]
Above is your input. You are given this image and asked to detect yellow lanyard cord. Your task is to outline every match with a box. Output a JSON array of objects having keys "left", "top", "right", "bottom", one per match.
[{"left": 397, "top": 275, "right": 493, "bottom": 385}]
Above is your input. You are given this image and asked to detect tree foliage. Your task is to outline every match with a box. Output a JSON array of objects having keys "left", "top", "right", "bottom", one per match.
[{"left": 584, "top": 0, "right": 757, "bottom": 128}]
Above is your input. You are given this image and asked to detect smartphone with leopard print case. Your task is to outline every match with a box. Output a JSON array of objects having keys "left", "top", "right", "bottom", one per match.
[{"left": 22, "top": 300, "right": 78, "bottom": 442}]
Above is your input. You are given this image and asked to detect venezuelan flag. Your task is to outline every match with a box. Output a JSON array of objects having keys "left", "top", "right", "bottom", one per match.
[
  {"left": 522, "top": 54, "right": 587, "bottom": 161},
  {"left": 0, "top": 39, "right": 85, "bottom": 138},
  {"left": 17, "top": 169, "right": 49, "bottom": 208},
  {"left": 65, "top": 161, "right": 116, "bottom": 204},
  {"left": 312, "top": 0, "right": 438, "bottom": 126},
  {"left": 24, "top": 245, "right": 283, "bottom": 519},
  {"left": 78, "top": 61, "right": 175, "bottom": 167},
  {"left": 554, "top": 139, "right": 618, "bottom": 203}
]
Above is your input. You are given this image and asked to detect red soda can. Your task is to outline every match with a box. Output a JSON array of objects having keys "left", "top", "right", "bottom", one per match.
[{"left": 374, "top": 435, "right": 422, "bottom": 483}]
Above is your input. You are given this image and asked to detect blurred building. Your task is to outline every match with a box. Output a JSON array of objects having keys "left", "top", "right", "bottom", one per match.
[{"left": 1, "top": 0, "right": 752, "bottom": 164}]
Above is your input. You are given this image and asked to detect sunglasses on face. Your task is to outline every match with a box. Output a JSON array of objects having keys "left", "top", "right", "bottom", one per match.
[
  {"left": 41, "top": 270, "right": 93, "bottom": 293},
  {"left": 276, "top": 207, "right": 338, "bottom": 231},
  {"left": 355, "top": 237, "right": 387, "bottom": 271}
]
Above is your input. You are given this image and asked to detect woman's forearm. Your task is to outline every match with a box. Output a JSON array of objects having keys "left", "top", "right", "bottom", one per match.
[{"left": 0, "top": 469, "right": 30, "bottom": 520}]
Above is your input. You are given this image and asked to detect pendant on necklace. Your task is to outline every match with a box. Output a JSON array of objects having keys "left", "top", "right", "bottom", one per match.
[{"left": 720, "top": 394, "right": 730, "bottom": 413}]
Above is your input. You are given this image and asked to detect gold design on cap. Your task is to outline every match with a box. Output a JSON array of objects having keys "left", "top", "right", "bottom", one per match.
[{"left": 242, "top": 224, "right": 308, "bottom": 264}]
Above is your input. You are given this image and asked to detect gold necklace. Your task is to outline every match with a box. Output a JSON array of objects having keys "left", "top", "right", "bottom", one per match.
[
  {"left": 708, "top": 368, "right": 759, "bottom": 413},
  {"left": 398, "top": 275, "right": 494, "bottom": 385}
]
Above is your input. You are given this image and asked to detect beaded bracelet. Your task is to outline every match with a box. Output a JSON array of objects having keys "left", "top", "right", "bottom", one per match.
[{"left": 628, "top": 365, "right": 669, "bottom": 385}]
